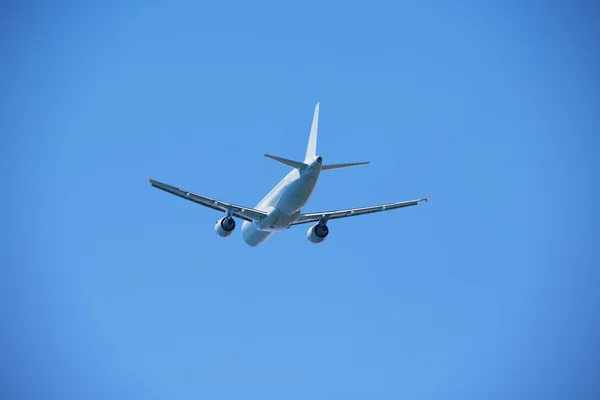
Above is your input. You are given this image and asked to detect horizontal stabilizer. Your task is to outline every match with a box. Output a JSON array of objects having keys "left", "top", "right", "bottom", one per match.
[
  {"left": 322, "top": 161, "right": 370, "bottom": 171},
  {"left": 265, "top": 154, "right": 308, "bottom": 169}
]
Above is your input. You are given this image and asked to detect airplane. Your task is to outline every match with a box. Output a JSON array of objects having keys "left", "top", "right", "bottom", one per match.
[{"left": 149, "top": 103, "right": 427, "bottom": 246}]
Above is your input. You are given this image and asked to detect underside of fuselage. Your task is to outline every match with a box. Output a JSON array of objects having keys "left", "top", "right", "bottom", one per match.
[{"left": 242, "top": 157, "right": 322, "bottom": 246}]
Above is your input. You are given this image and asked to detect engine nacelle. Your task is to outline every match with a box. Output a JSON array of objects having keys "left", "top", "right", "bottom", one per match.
[
  {"left": 215, "top": 217, "right": 236, "bottom": 237},
  {"left": 307, "top": 223, "right": 329, "bottom": 244}
]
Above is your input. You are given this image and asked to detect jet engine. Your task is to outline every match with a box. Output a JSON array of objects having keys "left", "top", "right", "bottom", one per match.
[
  {"left": 307, "top": 223, "right": 329, "bottom": 244},
  {"left": 215, "top": 216, "right": 236, "bottom": 237}
]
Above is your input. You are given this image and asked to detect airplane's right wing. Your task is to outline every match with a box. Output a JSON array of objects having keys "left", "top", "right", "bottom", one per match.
[{"left": 292, "top": 196, "right": 428, "bottom": 225}]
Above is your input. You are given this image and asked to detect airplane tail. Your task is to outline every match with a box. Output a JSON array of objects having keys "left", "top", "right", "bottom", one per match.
[
  {"left": 265, "top": 102, "right": 369, "bottom": 170},
  {"left": 308, "top": 103, "right": 369, "bottom": 170},
  {"left": 322, "top": 161, "right": 370, "bottom": 170},
  {"left": 264, "top": 154, "right": 307, "bottom": 169},
  {"left": 305, "top": 103, "right": 319, "bottom": 162}
]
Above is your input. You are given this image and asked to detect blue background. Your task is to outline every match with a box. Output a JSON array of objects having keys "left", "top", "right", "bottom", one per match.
[{"left": 2, "top": 2, "right": 599, "bottom": 399}]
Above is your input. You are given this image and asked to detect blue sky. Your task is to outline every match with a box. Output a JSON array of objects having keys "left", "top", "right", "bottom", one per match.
[{"left": 2, "top": 1, "right": 599, "bottom": 399}]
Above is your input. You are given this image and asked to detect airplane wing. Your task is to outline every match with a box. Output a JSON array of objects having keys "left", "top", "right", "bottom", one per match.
[
  {"left": 149, "top": 178, "right": 267, "bottom": 222},
  {"left": 292, "top": 196, "right": 428, "bottom": 225}
]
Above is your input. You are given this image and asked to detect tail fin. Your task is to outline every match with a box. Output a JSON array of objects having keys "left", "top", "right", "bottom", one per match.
[
  {"left": 322, "top": 161, "right": 370, "bottom": 170},
  {"left": 305, "top": 103, "right": 319, "bottom": 161}
]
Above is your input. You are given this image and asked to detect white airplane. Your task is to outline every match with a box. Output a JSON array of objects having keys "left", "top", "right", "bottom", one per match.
[{"left": 149, "top": 103, "right": 427, "bottom": 246}]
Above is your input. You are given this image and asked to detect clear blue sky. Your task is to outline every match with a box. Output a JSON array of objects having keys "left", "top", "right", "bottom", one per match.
[{"left": 2, "top": 2, "right": 599, "bottom": 399}]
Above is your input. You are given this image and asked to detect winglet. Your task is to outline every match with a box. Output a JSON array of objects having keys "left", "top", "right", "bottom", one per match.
[{"left": 424, "top": 195, "right": 428, "bottom": 203}]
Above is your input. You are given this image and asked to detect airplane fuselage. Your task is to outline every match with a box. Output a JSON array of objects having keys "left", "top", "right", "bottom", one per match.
[{"left": 241, "top": 156, "right": 322, "bottom": 246}]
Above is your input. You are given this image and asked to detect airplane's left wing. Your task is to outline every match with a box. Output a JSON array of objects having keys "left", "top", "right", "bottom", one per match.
[
  {"left": 149, "top": 178, "right": 267, "bottom": 222},
  {"left": 292, "top": 196, "right": 427, "bottom": 225}
]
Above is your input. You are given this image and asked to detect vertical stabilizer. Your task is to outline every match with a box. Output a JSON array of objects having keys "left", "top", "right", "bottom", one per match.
[{"left": 305, "top": 103, "right": 319, "bottom": 161}]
